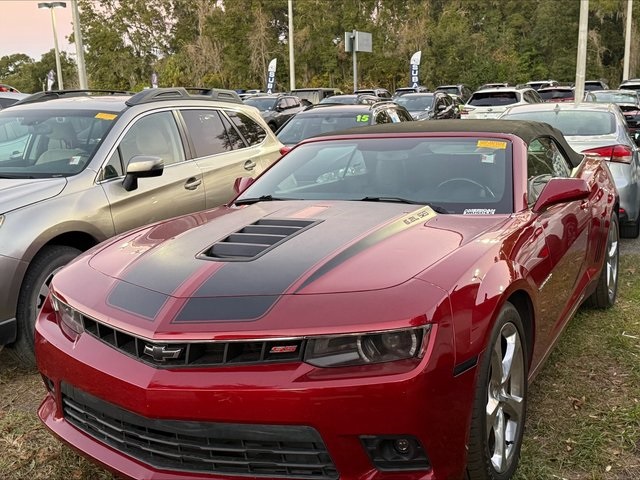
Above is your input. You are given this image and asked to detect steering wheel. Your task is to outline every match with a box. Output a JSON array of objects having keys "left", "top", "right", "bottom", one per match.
[{"left": 436, "top": 177, "right": 496, "bottom": 199}]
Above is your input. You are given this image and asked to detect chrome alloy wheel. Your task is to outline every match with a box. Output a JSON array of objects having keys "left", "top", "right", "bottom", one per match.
[
  {"left": 486, "top": 322, "right": 525, "bottom": 473},
  {"left": 604, "top": 219, "right": 619, "bottom": 302}
]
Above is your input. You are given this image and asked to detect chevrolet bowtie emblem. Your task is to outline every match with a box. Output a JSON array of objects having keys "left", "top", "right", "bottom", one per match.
[{"left": 143, "top": 344, "right": 183, "bottom": 362}]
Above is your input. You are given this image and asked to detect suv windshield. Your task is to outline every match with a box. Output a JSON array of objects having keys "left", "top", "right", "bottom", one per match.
[
  {"left": 469, "top": 92, "right": 519, "bottom": 106},
  {"left": 0, "top": 109, "right": 117, "bottom": 178},
  {"left": 244, "top": 97, "right": 277, "bottom": 111},
  {"left": 539, "top": 89, "right": 574, "bottom": 101},
  {"left": 238, "top": 137, "right": 513, "bottom": 214},
  {"left": 588, "top": 91, "right": 637, "bottom": 104},
  {"left": 395, "top": 95, "right": 433, "bottom": 110}
]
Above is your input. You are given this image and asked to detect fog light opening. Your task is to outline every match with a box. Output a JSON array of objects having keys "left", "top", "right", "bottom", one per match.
[{"left": 361, "top": 435, "right": 430, "bottom": 471}]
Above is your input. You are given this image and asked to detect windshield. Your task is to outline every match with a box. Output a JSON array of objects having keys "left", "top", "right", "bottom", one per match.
[
  {"left": 436, "top": 87, "right": 459, "bottom": 95},
  {"left": 539, "top": 89, "right": 574, "bottom": 101},
  {"left": 0, "top": 109, "right": 117, "bottom": 178},
  {"left": 395, "top": 95, "right": 433, "bottom": 111},
  {"left": 244, "top": 98, "right": 276, "bottom": 111},
  {"left": 502, "top": 110, "right": 616, "bottom": 136},
  {"left": 469, "top": 92, "right": 519, "bottom": 106},
  {"left": 237, "top": 137, "right": 513, "bottom": 214},
  {"left": 277, "top": 112, "right": 372, "bottom": 145},
  {"left": 588, "top": 91, "right": 637, "bottom": 104}
]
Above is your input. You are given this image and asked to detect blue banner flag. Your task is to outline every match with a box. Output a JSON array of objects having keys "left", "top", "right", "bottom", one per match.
[
  {"left": 409, "top": 51, "right": 421, "bottom": 88},
  {"left": 265, "top": 58, "right": 277, "bottom": 94}
]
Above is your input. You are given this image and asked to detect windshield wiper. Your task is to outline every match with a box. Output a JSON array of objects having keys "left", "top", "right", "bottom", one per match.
[
  {"left": 0, "top": 174, "right": 36, "bottom": 179},
  {"left": 234, "top": 195, "right": 298, "bottom": 205},
  {"left": 359, "top": 196, "right": 449, "bottom": 213}
]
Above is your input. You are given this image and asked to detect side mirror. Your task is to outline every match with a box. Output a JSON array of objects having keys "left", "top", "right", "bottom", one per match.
[
  {"left": 437, "top": 104, "right": 446, "bottom": 111},
  {"left": 233, "top": 176, "right": 255, "bottom": 194},
  {"left": 123, "top": 155, "right": 164, "bottom": 192},
  {"left": 532, "top": 177, "right": 590, "bottom": 213}
]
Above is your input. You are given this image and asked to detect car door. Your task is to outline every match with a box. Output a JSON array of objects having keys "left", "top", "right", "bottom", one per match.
[
  {"left": 100, "top": 110, "right": 205, "bottom": 234},
  {"left": 527, "top": 137, "right": 594, "bottom": 362},
  {"left": 180, "top": 108, "right": 262, "bottom": 209}
]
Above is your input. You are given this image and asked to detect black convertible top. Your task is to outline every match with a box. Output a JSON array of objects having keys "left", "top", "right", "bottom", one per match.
[{"left": 317, "top": 119, "right": 584, "bottom": 168}]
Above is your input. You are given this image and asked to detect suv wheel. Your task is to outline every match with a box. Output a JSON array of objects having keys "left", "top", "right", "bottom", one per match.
[{"left": 11, "top": 245, "right": 81, "bottom": 367}]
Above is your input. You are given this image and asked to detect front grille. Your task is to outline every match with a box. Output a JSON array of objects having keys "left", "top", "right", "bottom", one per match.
[
  {"left": 81, "top": 315, "right": 305, "bottom": 368},
  {"left": 61, "top": 383, "right": 338, "bottom": 479}
]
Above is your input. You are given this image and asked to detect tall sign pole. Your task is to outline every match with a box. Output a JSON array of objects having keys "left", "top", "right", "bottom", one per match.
[
  {"left": 71, "top": 0, "right": 88, "bottom": 89},
  {"left": 344, "top": 30, "right": 372, "bottom": 92},
  {"left": 574, "top": 0, "right": 589, "bottom": 104},
  {"left": 288, "top": 0, "right": 295, "bottom": 91},
  {"left": 623, "top": 0, "right": 633, "bottom": 81}
]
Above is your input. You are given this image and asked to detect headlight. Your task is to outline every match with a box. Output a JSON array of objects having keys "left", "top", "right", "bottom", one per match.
[
  {"left": 51, "top": 294, "right": 84, "bottom": 337},
  {"left": 304, "top": 326, "right": 429, "bottom": 367}
]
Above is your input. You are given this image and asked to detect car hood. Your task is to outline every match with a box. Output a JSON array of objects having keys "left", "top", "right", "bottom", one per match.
[
  {"left": 0, "top": 177, "right": 66, "bottom": 213},
  {"left": 84, "top": 201, "right": 507, "bottom": 294}
]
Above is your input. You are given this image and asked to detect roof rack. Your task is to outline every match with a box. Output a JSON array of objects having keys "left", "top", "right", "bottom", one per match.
[
  {"left": 12, "top": 89, "right": 132, "bottom": 106},
  {"left": 126, "top": 87, "right": 242, "bottom": 107}
]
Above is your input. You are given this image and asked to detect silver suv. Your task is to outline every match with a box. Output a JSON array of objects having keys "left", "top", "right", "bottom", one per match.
[{"left": 0, "top": 87, "right": 283, "bottom": 365}]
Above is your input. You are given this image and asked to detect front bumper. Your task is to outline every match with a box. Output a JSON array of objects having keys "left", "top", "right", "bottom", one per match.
[{"left": 36, "top": 310, "right": 476, "bottom": 480}]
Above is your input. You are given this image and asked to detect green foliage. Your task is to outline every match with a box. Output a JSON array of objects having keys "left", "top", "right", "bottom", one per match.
[{"left": 1, "top": 0, "right": 638, "bottom": 92}]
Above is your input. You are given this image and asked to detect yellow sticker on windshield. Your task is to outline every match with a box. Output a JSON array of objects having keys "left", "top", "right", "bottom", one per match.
[
  {"left": 477, "top": 140, "right": 506, "bottom": 149},
  {"left": 95, "top": 112, "right": 117, "bottom": 120}
]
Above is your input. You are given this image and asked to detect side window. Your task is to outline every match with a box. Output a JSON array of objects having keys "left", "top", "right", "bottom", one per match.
[
  {"left": 118, "top": 111, "right": 185, "bottom": 169},
  {"left": 181, "top": 109, "right": 232, "bottom": 157},
  {"left": 103, "top": 148, "right": 124, "bottom": 180},
  {"left": 374, "top": 110, "right": 392, "bottom": 124},
  {"left": 219, "top": 112, "right": 246, "bottom": 150},
  {"left": 527, "top": 137, "right": 572, "bottom": 205},
  {"left": 388, "top": 109, "right": 401, "bottom": 123},
  {"left": 227, "top": 110, "right": 267, "bottom": 146}
]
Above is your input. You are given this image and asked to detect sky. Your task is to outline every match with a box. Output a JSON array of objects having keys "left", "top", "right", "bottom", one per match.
[{"left": 0, "top": 0, "right": 75, "bottom": 60}]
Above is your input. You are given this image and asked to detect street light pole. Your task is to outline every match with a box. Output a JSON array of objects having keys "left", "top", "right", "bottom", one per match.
[
  {"left": 71, "top": 0, "right": 88, "bottom": 89},
  {"left": 38, "top": 2, "right": 67, "bottom": 91}
]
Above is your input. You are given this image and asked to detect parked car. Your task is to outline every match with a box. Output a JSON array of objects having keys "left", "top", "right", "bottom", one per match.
[
  {"left": 35, "top": 119, "right": 619, "bottom": 480},
  {"left": 435, "top": 84, "right": 473, "bottom": 102},
  {"left": 619, "top": 78, "right": 640, "bottom": 92},
  {"left": 243, "top": 94, "right": 306, "bottom": 131},
  {"left": 353, "top": 87, "right": 392, "bottom": 99},
  {"left": 290, "top": 88, "right": 343, "bottom": 105},
  {"left": 584, "top": 79, "right": 610, "bottom": 91},
  {"left": 0, "top": 84, "right": 20, "bottom": 93},
  {"left": 537, "top": 85, "right": 575, "bottom": 103},
  {"left": 476, "top": 82, "right": 513, "bottom": 90},
  {"left": 319, "top": 94, "right": 380, "bottom": 105},
  {"left": 525, "top": 79, "right": 559, "bottom": 91},
  {"left": 501, "top": 102, "right": 640, "bottom": 237},
  {"left": 275, "top": 101, "right": 413, "bottom": 148},
  {"left": 0, "top": 87, "right": 283, "bottom": 365},
  {"left": 462, "top": 86, "right": 543, "bottom": 119},
  {"left": 0, "top": 91, "right": 28, "bottom": 109},
  {"left": 393, "top": 92, "right": 458, "bottom": 120},
  {"left": 392, "top": 86, "right": 430, "bottom": 98},
  {"left": 585, "top": 89, "right": 640, "bottom": 135}
]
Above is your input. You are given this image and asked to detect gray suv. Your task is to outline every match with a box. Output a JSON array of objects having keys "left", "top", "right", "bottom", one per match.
[{"left": 0, "top": 87, "right": 283, "bottom": 365}]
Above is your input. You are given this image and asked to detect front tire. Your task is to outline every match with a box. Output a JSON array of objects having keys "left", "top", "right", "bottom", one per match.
[
  {"left": 11, "top": 245, "right": 81, "bottom": 367},
  {"left": 466, "top": 302, "right": 528, "bottom": 480}
]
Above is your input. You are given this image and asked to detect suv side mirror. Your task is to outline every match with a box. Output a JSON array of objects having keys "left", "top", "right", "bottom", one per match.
[{"left": 123, "top": 155, "right": 164, "bottom": 191}]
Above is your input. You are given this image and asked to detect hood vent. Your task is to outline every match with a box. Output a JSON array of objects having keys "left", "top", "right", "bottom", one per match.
[{"left": 204, "top": 218, "right": 319, "bottom": 261}]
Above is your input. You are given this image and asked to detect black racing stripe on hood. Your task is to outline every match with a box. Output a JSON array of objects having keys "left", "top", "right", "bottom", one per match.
[
  {"left": 107, "top": 281, "right": 168, "bottom": 320},
  {"left": 174, "top": 296, "right": 279, "bottom": 322},
  {"left": 295, "top": 205, "right": 436, "bottom": 292},
  {"left": 185, "top": 205, "right": 429, "bottom": 299}
]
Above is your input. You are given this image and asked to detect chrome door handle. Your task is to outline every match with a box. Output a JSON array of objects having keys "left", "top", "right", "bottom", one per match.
[{"left": 244, "top": 160, "right": 257, "bottom": 171}]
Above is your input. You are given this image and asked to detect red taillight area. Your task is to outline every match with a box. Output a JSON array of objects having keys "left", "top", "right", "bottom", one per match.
[
  {"left": 582, "top": 144, "right": 633, "bottom": 164},
  {"left": 279, "top": 146, "right": 292, "bottom": 156}
]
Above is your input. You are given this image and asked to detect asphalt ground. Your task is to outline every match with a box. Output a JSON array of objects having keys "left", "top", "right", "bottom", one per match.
[{"left": 621, "top": 235, "right": 640, "bottom": 255}]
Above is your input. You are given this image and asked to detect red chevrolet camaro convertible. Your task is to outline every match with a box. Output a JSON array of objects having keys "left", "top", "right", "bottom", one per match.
[{"left": 35, "top": 120, "right": 619, "bottom": 480}]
